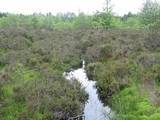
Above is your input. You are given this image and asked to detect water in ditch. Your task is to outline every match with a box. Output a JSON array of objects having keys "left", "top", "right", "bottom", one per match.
[{"left": 65, "top": 61, "right": 112, "bottom": 120}]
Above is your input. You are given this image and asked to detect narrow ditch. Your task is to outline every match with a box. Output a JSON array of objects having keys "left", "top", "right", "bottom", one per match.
[{"left": 64, "top": 61, "right": 112, "bottom": 120}]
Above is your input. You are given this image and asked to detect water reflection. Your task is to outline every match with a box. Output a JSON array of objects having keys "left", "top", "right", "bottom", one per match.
[{"left": 65, "top": 61, "right": 111, "bottom": 120}]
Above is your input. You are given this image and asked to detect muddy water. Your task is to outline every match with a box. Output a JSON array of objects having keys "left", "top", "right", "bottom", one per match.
[{"left": 65, "top": 61, "right": 112, "bottom": 120}]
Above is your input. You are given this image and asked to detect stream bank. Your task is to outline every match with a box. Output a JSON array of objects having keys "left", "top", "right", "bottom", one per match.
[{"left": 64, "top": 61, "right": 112, "bottom": 120}]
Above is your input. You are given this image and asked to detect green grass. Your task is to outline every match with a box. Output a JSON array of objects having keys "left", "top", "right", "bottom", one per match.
[
  {"left": 0, "top": 48, "right": 7, "bottom": 55},
  {"left": 0, "top": 60, "right": 87, "bottom": 119},
  {"left": 1, "top": 64, "right": 40, "bottom": 99},
  {"left": 11, "top": 64, "right": 40, "bottom": 81},
  {"left": 0, "top": 63, "right": 5, "bottom": 71},
  {"left": 110, "top": 86, "right": 159, "bottom": 120},
  {"left": 2, "top": 84, "right": 13, "bottom": 98},
  {"left": 0, "top": 100, "right": 26, "bottom": 120},
  {"left": 86, "top": 50, "right": 160, "bottom": 120},
  {"left": 0, "top": 64, "right": 41, "bottom": 120}
]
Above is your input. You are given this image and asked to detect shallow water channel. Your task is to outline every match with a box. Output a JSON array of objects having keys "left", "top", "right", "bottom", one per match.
[{"left": 65, "top": 61, "right": 111, "bottom": 120}]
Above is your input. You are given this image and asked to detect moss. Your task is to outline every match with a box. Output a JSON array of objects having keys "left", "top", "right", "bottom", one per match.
[
  {"left": 155, "top": 75, "right": 160, "bottom": 87},
  {"left": 148, "top": 113, "right": 160, "bottom": 120},
  {"left": 0, "top": 63, "right": 5, "bottom": 71},
  {"left": 0, "top": 100, "right": 26, "bottom": 120},
  {"left": 0, "top": 48, "right": 7, "bottom": 56},
  {"left": 11, "top": 64, "right": 40, "bottom": 82},
  {"left": 110, "top": 85, "right": 159, "bottom": 120},
  {"left": 137, "top": 101, "right": 153, "bottom": 115},
  {"left": 2, "top": 84, "right": 14, "bottom": 98},
  {"left": 0, "top": 61, "right": 87, "bottom": 119},
  {"left": 86, "top": 52, "right": 160, "bottom": 119}
]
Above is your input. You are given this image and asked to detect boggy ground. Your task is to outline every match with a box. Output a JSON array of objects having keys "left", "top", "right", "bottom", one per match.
[
  {"left": 0, "top": 27, "right": 160, "bottom": 120},
  {"left": 84, "top": 29, "right": 160, "bottom": 120},
  {"left": 0, "top": 27, "right": 87, "bottom": 120}
]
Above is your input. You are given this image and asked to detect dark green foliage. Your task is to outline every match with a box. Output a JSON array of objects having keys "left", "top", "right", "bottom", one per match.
[
  {"left": 93, "top": 12, "right": 112, "bottom": 29},
  {"left": 155, "top": 75, "right": 160, "bottom": 86},
  {"left": 0, "top": 12, "right": 7, "bottom": 18},
  {"left": 140, "top": 0, "right": 160, "bottom": 31},
  {"left": 122, "top": 12, "right": 134, "bottom": 21},
  {"left": 0, "top": 10, "right": 144, "bottom": 30}
]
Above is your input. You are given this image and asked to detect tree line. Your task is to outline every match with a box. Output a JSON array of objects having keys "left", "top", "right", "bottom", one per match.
[{"left": 0, "top": 0, "right": 159, "bottom": 30}]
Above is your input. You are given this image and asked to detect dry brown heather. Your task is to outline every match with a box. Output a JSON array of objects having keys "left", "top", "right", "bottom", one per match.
[{"left": 0, "top": 27, "right": 160, "bottom": 119}]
